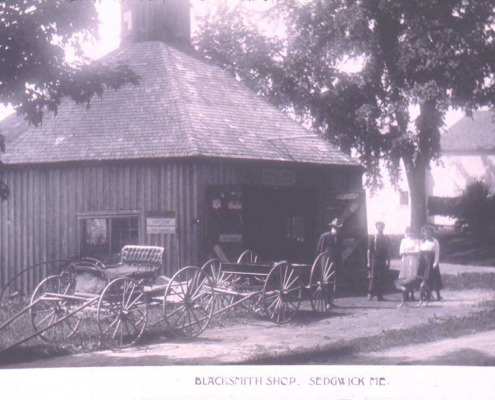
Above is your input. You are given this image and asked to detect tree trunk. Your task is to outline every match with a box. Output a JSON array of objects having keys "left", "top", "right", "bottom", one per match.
[
  {"left": 401, "top": 100, "right": 440, "bottom": 231},
  {"left": 403, "top": 155, "right": 427, "bottom": 231}
]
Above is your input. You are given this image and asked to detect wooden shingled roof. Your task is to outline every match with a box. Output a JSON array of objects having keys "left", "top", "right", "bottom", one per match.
[
  {"left": 442, "top": 111, "right": 495, "bottom": 152},
  {"left": 0, "top": 41, "right": 360, "bottom": 167}
]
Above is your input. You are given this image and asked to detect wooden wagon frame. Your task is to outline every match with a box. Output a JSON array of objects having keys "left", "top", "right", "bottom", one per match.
[
  {"left": 0, "top": 248, "right": 336, "bottom": 351},
  {"left": 201, "top": 250, "right": 337, "bottom": 324}
]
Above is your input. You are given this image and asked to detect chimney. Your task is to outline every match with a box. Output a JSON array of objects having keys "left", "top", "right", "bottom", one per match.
[{"left": 121, "top": 0, "right": 191, "bottom": 45}]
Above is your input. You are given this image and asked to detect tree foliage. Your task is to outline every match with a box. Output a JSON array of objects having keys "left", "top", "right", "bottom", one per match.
[
  {"left": 0, "top": 0, "right": 139, "bottom": 126},
  {"left": 0, "top": 0, "right": 139, "bottom": 199},
  {"left": 195, "top": 0, "right": 495, "bottom": 228}
]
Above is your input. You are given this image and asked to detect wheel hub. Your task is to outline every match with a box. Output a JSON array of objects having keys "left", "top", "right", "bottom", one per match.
[{"left": 184, "top": 295, "right": 193, "bottom": 307}]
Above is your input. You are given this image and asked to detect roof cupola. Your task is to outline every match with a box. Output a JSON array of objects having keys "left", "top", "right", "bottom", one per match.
[{"left": 121, "top": 0, "right": 191, "bottom": 45}]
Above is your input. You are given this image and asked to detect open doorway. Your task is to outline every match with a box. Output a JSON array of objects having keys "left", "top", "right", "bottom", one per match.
[{"left": 242, "top": 185, "right": 316, "bottom": 263}]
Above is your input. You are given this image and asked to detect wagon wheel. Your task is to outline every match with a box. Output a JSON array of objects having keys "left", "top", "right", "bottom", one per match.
[
  {"left": 97, "top": 277, "right": 148, "bottom": 348},
  {"left": 236, "top": 249, "right": 264, "bottom": 305},
  {"left": 237, "top": 250, "right": 259, "bottom": 264},
  {"left": 163, "top": 266, "right": 214, "bottom": 338},
  {"left": 234, "top": 250, "right": 265, "bottom": 315},
  {"left": 30, "top": 275, "right": 82, "bottom": 342},
  {"left": 262, "top": 262, "right": 301, "bottom": 324},
  {"left": 200, "top": 259, "right": 235, "bottom": 315},
  {"left": 309, "top": 252, "right": 336, "bottom": 312}
]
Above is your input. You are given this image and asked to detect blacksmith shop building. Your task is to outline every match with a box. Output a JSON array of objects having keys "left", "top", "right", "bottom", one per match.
[{"left": 0, "top": 1, "right": 366, "bottom": 293}]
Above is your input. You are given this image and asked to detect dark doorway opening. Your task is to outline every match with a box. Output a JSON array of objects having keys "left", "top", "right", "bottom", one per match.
[{"left": 242, "top": 185, "right": 316, "bottom": 263}]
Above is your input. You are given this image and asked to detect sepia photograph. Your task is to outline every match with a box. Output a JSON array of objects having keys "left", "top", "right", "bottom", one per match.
[{"left": 0, "top": 0, "right": 495, "bottom": 398}]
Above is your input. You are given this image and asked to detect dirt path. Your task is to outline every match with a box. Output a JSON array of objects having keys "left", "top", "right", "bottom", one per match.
[
  {"left": 3, "top": 288, "right": 494, "bottom": 368},
  {"left": 342, "top": 329, "right": 495, "bottom": 366}
]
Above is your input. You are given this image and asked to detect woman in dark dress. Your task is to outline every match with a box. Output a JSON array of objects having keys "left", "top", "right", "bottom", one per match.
[{"left": 419, "top": 225, "right": 443, "bottom": 303}]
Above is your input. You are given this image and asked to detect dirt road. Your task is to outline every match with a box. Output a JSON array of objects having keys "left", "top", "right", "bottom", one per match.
[
  {"left": 2, "top": 288, "right": 494, "bottom": 368},
  {"left": 343, "top": 329, "right": 495, "bottom": 365}
]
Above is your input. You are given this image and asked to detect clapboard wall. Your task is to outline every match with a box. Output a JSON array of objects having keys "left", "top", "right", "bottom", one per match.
[{"left": 0, "top": 159, "right": 363, "bottom": 295}]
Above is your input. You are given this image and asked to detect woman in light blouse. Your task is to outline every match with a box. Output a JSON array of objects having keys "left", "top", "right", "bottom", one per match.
[
  {"left": 420, "top": 225, "right": 443, "bottom": 302},
  {"left": 396, "top": 227, "right": 421, "bottom": 307}
]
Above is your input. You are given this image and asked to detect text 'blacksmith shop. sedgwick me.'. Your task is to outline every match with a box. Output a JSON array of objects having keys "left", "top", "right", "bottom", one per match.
[{"left": 194, "top": 376, "right": 388, "bottom": 386}]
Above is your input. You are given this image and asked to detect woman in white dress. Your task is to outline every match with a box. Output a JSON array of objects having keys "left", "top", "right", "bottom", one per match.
[{"left": 396, "top": 227, "right": 421, "bottom": 307}]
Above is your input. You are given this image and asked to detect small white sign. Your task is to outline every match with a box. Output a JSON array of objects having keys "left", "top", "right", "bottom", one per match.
[
  {"left": 146, "top": 212, "right": 176, "bottom": 234},
  {"left": 335, "top": 193, "right": 360, "bottom": 200},
  {"left": 219, "top": 233, "right": 243, "bottom": 243},
  {"left": 228, "top": 200, "right": 242, "bottom": 210}
]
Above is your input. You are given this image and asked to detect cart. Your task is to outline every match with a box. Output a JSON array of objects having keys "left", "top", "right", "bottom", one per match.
[
  {"left": 200, "top": 251, "right": 336, "bottom": 324},
  {"left": 0, "top": 246, "right": 214, "bottom": 351}
]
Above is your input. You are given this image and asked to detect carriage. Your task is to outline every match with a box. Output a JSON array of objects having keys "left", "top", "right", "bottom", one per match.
[
  {"left": 201, "top": 250, "right": 337, "bottom": 324},
  {"left": 0, "top": 247, "right": 336, "bottom": 352},
  {"left": 0, "top": 246, "right": 215, "bottom": 350}
]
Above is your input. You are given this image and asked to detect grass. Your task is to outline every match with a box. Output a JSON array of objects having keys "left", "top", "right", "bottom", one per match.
[
  {"left": 0, "top": 295, "right": 259, "bottom": 366},
  {"left": 438, "top": 232, "right": 495, "bottom": 266},
  {"left": 0, "top": 298, "right": 106, "bottom": 365}
]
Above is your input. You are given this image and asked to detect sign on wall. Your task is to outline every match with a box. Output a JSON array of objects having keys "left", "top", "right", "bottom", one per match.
[
  {"left": 261, "top": 168, "right": 296, "bottom": 186},
  {"left": 335, "top": 192, "right": 360, "bottom": 201},
  {"left": 219, "top": 233, "right": 243, "bottom": 243},
  {"left": 146, "top": 211, "right": 176, "bottom": 234}
]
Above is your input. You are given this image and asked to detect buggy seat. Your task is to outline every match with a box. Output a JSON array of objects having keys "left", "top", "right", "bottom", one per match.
[{"left": 103, "top": 245, "right": 165, "bottom": 282}]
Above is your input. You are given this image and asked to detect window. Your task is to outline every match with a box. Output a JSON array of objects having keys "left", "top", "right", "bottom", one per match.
[
  {"left": 81, "top": 216, "right": 139, "bottom": 257},
  {"left": 286, "top": 216, "right": 305, "bottom": 242},
  {"left": 399, "top": 190, "right": 409, "bottom": 206}
]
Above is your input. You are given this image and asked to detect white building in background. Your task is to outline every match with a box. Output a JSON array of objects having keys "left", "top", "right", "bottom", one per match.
[
  {"left": 366, "top": 163, "right": 411, "bottom": 235},
  {"left": 367, "top": 111, "right": 495, "bottom": 234}
]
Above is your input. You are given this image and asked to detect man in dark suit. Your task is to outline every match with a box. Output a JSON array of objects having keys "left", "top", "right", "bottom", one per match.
[
  {"left": 316, "top": 218, "right": 343, "bottom": 300},
  {"left": 367, "top": 221, "right": 390, "bottom": 301}
]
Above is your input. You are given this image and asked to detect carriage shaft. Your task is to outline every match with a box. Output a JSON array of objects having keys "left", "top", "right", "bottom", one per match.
[
  {"left": 0, "top": 297, "right": 98, "bottom": 353},
  {"left": 211, "top": 291, "right": 260, "bottom": 317},
  {"left": 0, "top": 297, "right": 42, "bottom": 333}
]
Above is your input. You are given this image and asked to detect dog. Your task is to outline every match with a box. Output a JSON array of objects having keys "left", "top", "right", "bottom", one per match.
[{"left": 418, "top": 280, "right": 432, "bottom": 306}]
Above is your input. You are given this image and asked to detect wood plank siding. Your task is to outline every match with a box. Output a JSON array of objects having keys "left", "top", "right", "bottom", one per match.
[{"left": 0, "top": 160, "right": 363, "bottom": 295}]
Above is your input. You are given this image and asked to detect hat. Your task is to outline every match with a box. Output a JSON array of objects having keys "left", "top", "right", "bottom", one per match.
[
  {"left": 329, "top": 218, "right": 343, "bottom": 228},
  {"left": 375, "top": 221, "right": 385, "bottom": 227}
]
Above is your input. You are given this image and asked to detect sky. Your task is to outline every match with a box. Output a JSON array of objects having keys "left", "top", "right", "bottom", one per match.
[
  {"left": 0, "top": 0, "right": 464, "bottom": 127},
  {"left": 0, "top": 0, "right": 273, "bottom": 120},
  {"left": 84, "top": 0, "right": 279, "bottom": 58}
]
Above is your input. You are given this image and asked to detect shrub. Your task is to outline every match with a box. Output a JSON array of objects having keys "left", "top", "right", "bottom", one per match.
[
  {"left": 455, "top": 180, "right": 495, "bottom": 241},
  {"left": 428, "top": 196, "right": 461, "bottom": 217}
]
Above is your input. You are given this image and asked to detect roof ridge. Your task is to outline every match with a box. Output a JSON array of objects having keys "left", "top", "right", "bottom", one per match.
[
  {"left": 161, "top": 43, "right": 201, "bottom": 156},
  {"left": 201, "top": 59, "right": 357, "bottom": 164}
]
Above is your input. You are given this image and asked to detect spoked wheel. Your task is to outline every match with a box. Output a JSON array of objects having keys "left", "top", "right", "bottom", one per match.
[
  {"left": 237, "top": 250, "right": 259, "bottom": 264},
  {"left": 30, "top": 275, "right": 82, "bottom": 342},
  {"left": 97, "top": 277, "right": 148, "bottom": 348},
  {"left": 163, "top": 266, "right": 214, "bottom": 338},
  {"left": 309, "top": 252, "right": 336, "bottom": 312},
  {"left": 236, "top": 249, "right": 264, "bottom": 297},
  {"left": 262, "top": 262, "right": 301, "bottom": 324},
  {"left": 200, "top": 259, "right": 235, "bottom": 315}
]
